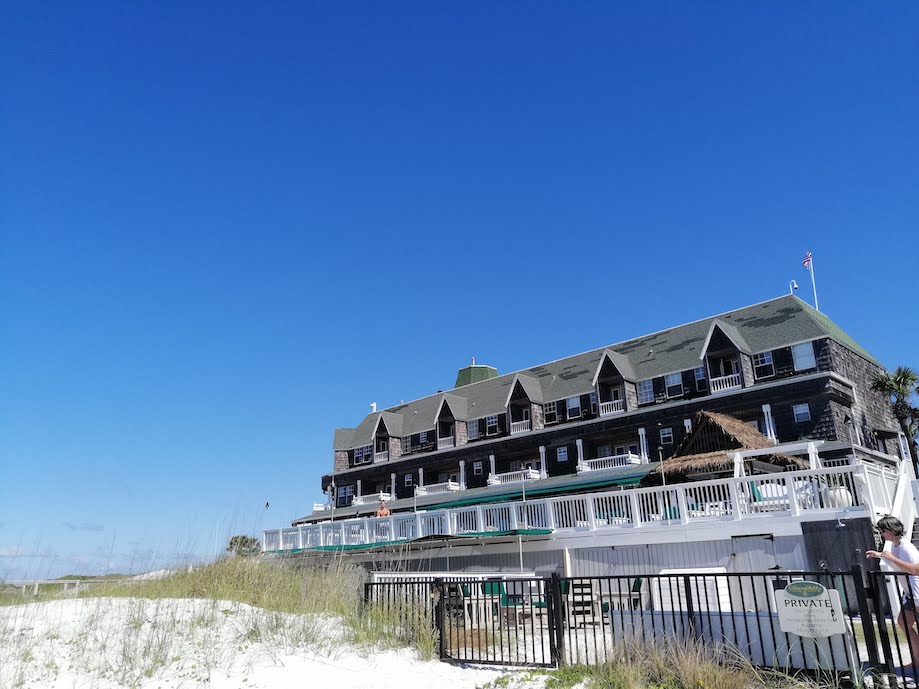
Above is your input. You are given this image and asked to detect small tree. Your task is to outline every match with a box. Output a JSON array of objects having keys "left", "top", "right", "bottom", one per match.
[
  {"left": 226, "top": 534, "right": 261, "bottom": 557},
  {"left": 871, "top": 366, "right": 919, "bottom": 467}
]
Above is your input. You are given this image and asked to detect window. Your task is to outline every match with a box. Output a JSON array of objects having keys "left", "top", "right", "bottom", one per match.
[
  {"left": 485, "top": 415, "right": 499, "bottom": 436},
  {"left": 793, "top": 403, "right": 811, "bottom": 423},
  {"left": 614, "top": 445, "right": 625, "bottom": 456},
  {"left": 337, "top": 485, "right": 354, "bottom": 507},
  {"left": 792, "top": 342, "right": 817, "bottom": 371},
  {"left": 637, "top": 379, "right": 654, "bottom": 404},
  {"left": 467, "top": 420, "right": 480, "bottom": 440},
  {"left": 753, "top": 351, "right": 775, "bottom": 379},
  {"left": 557, "top": 447, "right": 569, "bottom": 462},
  {"left": 473, "top": 461, "right": 483, "bottom": 475},
  {"left": 597, "top": 444, "right": 612, "bottom": 458},
  {"left": 628, "top": 444, "right": 639, "bottom": 456},
  {"left": 353, "top": 445, "right": 373, "bottom": 465},
  {"left": 589, "top": 391, "right": 598, "bottom": 414},
  {"left": 694, "top": 367, "right": 707, "bottom": 392},
  {"left": 402, "top": 436, "right": 412, "bottom": 450},
  {"left": 567, "top": 397, "right": 581, "bottom": 419},
  {"left": 544, "top": 401, "right": 558, "bottom": 424},
  {"left": 664, "top": 373, "right": 683, "bottom": 398},
  {"left": 419, "top": 431, "right": 428, "bottom": 444},
  {"left": 404, "top": 473, "right": 413, "bottom": 487},
  {"left": 660, "top": 427, "right": 674, "bottom": 445}
]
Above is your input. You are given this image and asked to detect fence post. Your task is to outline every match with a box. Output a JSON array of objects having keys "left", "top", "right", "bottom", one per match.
[
  {"left": 867, "top": 567, "right": 896, "bottom": 675},
  {"left": 850, "top": 564, "right": 882, "bottom": 674},
  {"left": 549, "top": 572, "right": 566, "bottom": 667},
  {"left": 363, "top": 582, "right": 371, "bottom": 608},
  {"left": 433, "top": 578, "right": 446, "bottom": 659},
  {"left": 683, "top": 575, "right": 697, "bottom": 640}
]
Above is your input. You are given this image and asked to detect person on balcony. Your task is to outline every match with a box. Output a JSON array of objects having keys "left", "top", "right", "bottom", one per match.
[
  {"left": 375, "top": 501, "right": 391, "bottom": 517},
  {"left": 868, "top": 515, "right": 919, "bottom": 667}
]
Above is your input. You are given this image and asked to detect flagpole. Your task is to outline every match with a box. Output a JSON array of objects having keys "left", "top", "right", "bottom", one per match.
[{"left": 809, "top": 254, "right": 819, "bottom": 312}]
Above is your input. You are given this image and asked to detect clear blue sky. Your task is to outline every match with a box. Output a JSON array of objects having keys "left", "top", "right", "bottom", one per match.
[{"left": 2, "top": 3, "right": 917, "bottom": 579}]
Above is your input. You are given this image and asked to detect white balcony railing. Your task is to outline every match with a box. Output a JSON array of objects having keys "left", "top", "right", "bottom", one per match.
[
  {"left": 710, "top": 373, "right": 742, "bottom": 393},
  {"left": 415, "top": 480, "right": 462, "bottom": 496},
  {"left": 510, "top": 420, "right": 532, "bottom": 435},
  {"left": 487, "top": 468, "right": 540, "bottom": 486},
  {"left": 437, "top": 436, "right": 455, "bottom": 450},
  {"left": 374, "top": 451, "right": 389, "bottom": 463},
  {"left": 576, "top": 453, "right": 642, "bottom": 473},
  {"left": 351, "top": 491, "right": 392, "bottom": 506},
  {"left": 264, "top": 463, "right": 880, "bottom": 552},
  {"left": 599, "top": 399, "right": 626, "bottom": 416}
]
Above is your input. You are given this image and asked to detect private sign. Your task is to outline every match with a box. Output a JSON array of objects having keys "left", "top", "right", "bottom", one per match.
[{"left": 776, "top": 581, "right": 845, "bottom": 638}]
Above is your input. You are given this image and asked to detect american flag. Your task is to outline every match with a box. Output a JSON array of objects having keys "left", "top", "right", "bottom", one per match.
[{"left": 802, "top": 250, "right": 812, "bottom": 270}]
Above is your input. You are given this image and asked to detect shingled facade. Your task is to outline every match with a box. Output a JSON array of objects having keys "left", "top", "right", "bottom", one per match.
[{"left": 321, "top": 295, "right": 903, "bottom": 509}]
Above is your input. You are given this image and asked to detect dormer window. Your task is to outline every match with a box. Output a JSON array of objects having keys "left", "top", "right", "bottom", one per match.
[
  {"left": 567, "top": 397, "right": 581, "bottom": 419},
  {"left": 467, "top": 420, "right": 480, "bottom": 440},
  {"left": 753, "top": 352, "right": 775, "bottom": 379},
  {"left": 664, "top": 373, "right": 683, "bottom": 398},
  {"left": 544, "top": 401, "right": 558, "bottom": 424},
  {"left": 637, "top": 379, "right": 654, "bottom": 404},
  {"left": 792, "top": 342, "right": 817, "bottom": 371},
  {"left": 485, "top": 415, "right": 499, "bottom": 436}
]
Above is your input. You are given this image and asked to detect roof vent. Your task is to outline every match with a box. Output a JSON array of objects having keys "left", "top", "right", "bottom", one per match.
[{"left": 370, "top": 402, "right": 377, "bottom": 413}]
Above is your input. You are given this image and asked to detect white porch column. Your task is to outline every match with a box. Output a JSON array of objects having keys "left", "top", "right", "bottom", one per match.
[
  {"left": 489, "top": 454, "right": 496, "bottom": 480},
  {"left": 459, "top": 460, "right": 466, "bottom": 489},
  {"left": 390, "top": 473, "right": 396, "bottom": 498},
  {"left": 539, "top": 446, "right": 547, "bottom": 478},
  {"left": 356, "top": 480, "right": 362, "bottom": 500},
  {"left": 762, "top": 404, "right": 777, "bottom": 444},
  {"left": 576, "top": 438, "right": 584, "bottom": 464},
  {"left": 418, "top": 467, "right": 424, "bottom": 489},
  {"left": 638, "top": 427, "right": 649, "bottom": 462},
  {"left": 684, "top": 418, "right": 692, "bottom": 434},
  {"left": 807, "top": 441, "right": 820, "bottom": 470}
]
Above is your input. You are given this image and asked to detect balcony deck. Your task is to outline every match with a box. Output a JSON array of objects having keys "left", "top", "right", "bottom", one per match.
[{"left": 266, "top": 461, "right": 898, "bottom": 552}]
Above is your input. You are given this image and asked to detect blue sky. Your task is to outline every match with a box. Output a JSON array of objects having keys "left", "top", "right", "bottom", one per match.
[{"left": 2, "top": 3, "right": 917, "bottom": 580}]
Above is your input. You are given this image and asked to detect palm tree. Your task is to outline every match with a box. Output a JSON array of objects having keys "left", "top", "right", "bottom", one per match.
[{"left": 871, "top": 366, "right": 919, "bottom": 466}]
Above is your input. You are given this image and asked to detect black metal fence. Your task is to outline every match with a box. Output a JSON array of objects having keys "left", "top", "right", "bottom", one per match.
[{"left": 364, "top": 565, "right": 919, "bottom": 680}]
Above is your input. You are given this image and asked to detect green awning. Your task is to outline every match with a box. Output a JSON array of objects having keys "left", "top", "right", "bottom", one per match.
[{"left": 423, "top": 474, "right": 644, "bottom": 511}]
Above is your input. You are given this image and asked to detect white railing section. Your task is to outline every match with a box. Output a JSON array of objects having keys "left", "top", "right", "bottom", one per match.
[
  {"left": 510, "top": 420, "right": 532, "bottom": 435},
  {"left": 577, "top": 453, "right": 642, "bottom": 473},
  {"left": 263, "top": 465, "right": 870, "bottom": 551},
  {"left": 599, "top": 399, "right": 625, "bottom": 416},
  {"left": 487, "top": 468, "right": 540, "bottom": 485},
  {"left": 351, "top": 491, "right": 392, "bottom": 505},
  {"left": 312, "top": 502, "right": 330, "bottom": 512},
  {"left": 710, "top": 373, "right": 743, "bottom": 393},
  {"left": 373, "top": 451, "right": 389, "bottom": 463},
  {"left": 415, "top": 480, "right": 461, "bottom": 496},
  {"left": 437, "top": 436, "right": 455, "bottom": 450},
  {"left": 864, "top": 463, "right": 898, "bottom": 515}
]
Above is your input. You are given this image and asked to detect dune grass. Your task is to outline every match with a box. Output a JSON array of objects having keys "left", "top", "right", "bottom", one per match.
[{"left": 0, "top": 556, "right": 441, "bottom": 688}]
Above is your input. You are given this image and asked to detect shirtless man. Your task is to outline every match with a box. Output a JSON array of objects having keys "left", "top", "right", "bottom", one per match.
[{"left": 375, "top": 500, "right": 391, "bottom": 517}]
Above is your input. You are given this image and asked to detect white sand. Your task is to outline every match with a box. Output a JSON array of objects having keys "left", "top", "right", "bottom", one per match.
[{"left": 0, "top": 597, "right": 515, "bottom": 689}]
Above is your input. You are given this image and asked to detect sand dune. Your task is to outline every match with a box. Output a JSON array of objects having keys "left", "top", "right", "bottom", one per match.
[{"left": 0, "top": 597, "right": 509, "bottom": 689}]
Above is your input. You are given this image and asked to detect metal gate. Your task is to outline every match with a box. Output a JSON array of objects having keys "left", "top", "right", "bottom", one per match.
[{"left": 365, "top": 565, "right": 910, "bottom": 679}]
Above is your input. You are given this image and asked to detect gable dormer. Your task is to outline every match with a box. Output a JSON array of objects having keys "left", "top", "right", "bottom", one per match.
[
  {"left": 504, "top": 374, "right": 543, "bottom": 435},
  {"left": 434, "top": 394, "right": 468, "bottom": 449},
  {"left": 591, "top": 349, "right": 638, "bottom": 416},
  {"left": 699, "top": 320, "right": 754, "bottom": 393}
]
